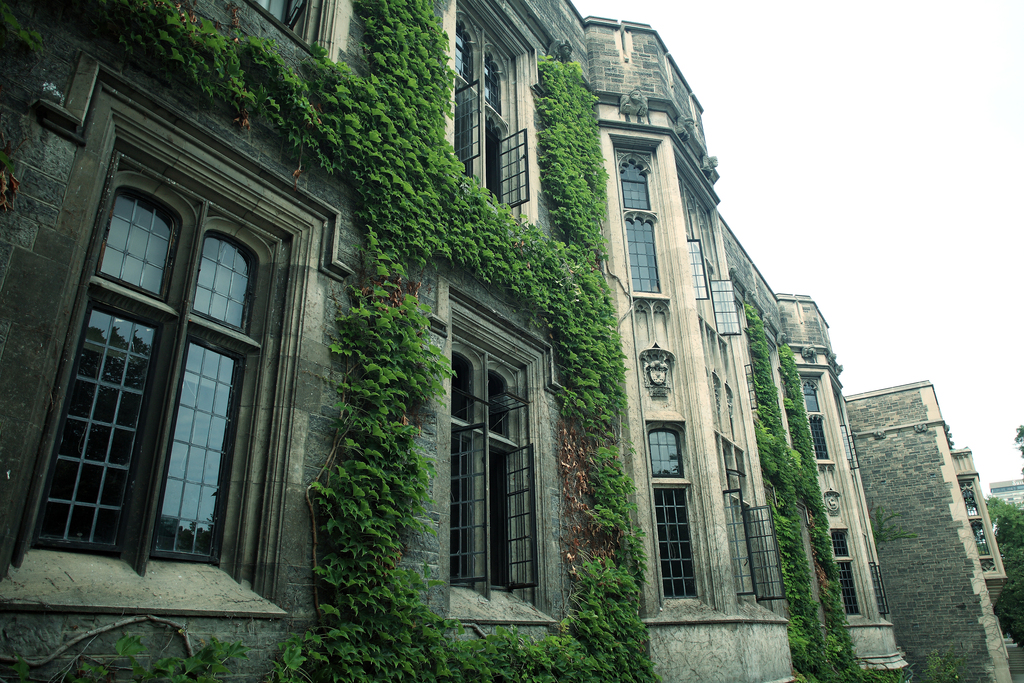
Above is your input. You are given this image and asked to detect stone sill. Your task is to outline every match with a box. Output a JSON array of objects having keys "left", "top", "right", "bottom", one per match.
[{"left": 0, "top": 550, "right": 285, "bottom": 619}]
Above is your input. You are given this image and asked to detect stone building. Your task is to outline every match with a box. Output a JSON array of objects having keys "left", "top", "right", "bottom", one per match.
[
  {"left": 847, "top": 382, "right": 1010, "bottom": 682},
  {"left": 990, "top": 478, "right": 1024, "bottom": 507},
  {"left": 0, "top": 0, "right": 999, "bottom": 680}
]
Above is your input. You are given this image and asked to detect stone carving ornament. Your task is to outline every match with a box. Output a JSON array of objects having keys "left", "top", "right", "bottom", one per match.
[
  {"left": 873, "top": 430, "right": 886, "bottom": 440},
  {"left": 548, "top": 40, "right": 573, "bottom": 62},
  {"left": 674, "top": 116, "right": 695, "bottom": 141},
  {"left": 914, "top": 423, "right": 928, "bottom": 434},
  {"left": 801, "top": 346, "right": 817, "bottom": 362},
  {"left": 619, "top": 88, "right": 649, "bottom": 123},
  {"left": 639, "top": 347, "right": 674, "bottom": 398},
  {"left": 823, "top": 490, "right": 841, "bottom": 516}
]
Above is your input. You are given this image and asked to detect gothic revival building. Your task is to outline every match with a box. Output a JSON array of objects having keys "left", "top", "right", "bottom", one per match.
[{"left": 0, "top": 0, "right": 1000, "bottom": 680}]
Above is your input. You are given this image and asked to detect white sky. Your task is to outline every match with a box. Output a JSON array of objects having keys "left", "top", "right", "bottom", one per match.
[{"left": 572, "top": 0, "right": 1024, "bottom": 494}]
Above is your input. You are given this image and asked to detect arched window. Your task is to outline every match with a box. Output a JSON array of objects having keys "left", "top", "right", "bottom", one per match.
[
  {"left": 484, "top": 53, "right": 501, "bottom": 114},
  {"left": 488, "top": 370, "right": 508, "bottom": 435},
  {"left": 455, "top": 22, "right": 473, "bottom": 81},
  {"left": 193, "top": 235, "right": 253, "bottom": 330},
  {"left": 99, "top": 193, "right": 176, "bottom": 296},
  {"left": 620, "top": 159, "right": 650, "bottom": 210},
  {"left": 802, "top": 381, "right": 819, "bottom": 413},
  {"left": 649, "top": 429, "right": 682, "bottom": 477}
]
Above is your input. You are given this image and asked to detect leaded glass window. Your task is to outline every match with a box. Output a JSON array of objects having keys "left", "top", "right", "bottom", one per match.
[
  {"left": 626, "top": 216, "right": 659, "bottom": 292},
  {"left": 455, "top": 22, "right": 473, "bottom": 81},
  {"left": 155, "top": 344, "right": 239, "bottom": 558},
  {"left": 973, "top": 520, "right": 990, "bottom": 555},
  {"left": 961, "top": 481, "right": 979, "bottom": 517},
  {"left": 803, "top": 381, "right": 819, "bottom": 413},
  {"left": 838, "top": 561, "right": 860, "bottom": 614},
  {"left": 654, "top": 488, "right": 697, "bottom": 597},
  {"left": 710, "top": 280, "right": 741, "bottom": 335},
  {"left": 688, "top": 240, "right": 709, "bottom": 299},
  {"left": 620, "top": 159, "right": 650, "bottom": 210},
  {"left": 39, "top": 309, "right": 154, "bottom": 548},
  {"left": 193, "top": 236, "right": 251, "bottom": 329},
  {"left": 831, "top": 529, "right": 849, "bottom": 557},
  {"left": 810, "top": 416, "right": 829, "bottom": 460},
  {"left": 99, "top": 194, "right": 175, "bottom": 295},
  {"left": 650, "top": 429, "right": 683, "bottom": 477}
]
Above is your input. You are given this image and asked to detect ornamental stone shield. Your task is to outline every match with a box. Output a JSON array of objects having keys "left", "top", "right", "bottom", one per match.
[
  {"left": 823, "top": 490, "right": 841, "bottom": 516},
  {"left": 639, "top": 347, "right": 674, "bottom": 398}
]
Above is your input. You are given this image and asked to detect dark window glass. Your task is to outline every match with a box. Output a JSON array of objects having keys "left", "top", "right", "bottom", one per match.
[
  {"left": 498, "top": 128, "right": 530, "bottom": 207},
  {"left": 153, "top": 343, "right": 238, "bottom": 558},
  {"left": 99, "top": 194, "right": 174, "bottom": 295},
  {"left": 193, "top": 236, "right": 251, "bottom": 329},
  {"left": 724, "top": 489, "right": 752, "bottom": 594},
  {"left": 831, "top": 529, "right": 849, "bottom": 557},
  {"left": 454, "top": 81, "right": 479, "bottom": 176},
  {"left": 870, "top": 562, "right": 889, "bottom": 614},
  {"left": 809, "top": 416, "right": 829, "bottom": 460},
  {"left": 455, "top": 22, "right": 473, "bottom": 81},
  {"left": 838, "top": 561, "right": 859, "bottom": 614},
  {"left": 485, "top": 120, "right": 501, "bottom": 198},
  {"left": 650, "top": 429, "right": 682, "bottom": 477},
  {"left": 450, "top": 429, "right": 486, "bottom": 583},
  {"left": 451, "top": 354, "right": 473, "bottom": 421},
  {"left": 654, "top": 488, "right": 697, "bottom": 598},
  {"left": 973, "top": 520, "right": 990, "bottom": 555},
  {"left": 961, "top": 481, "right": 979, "bottom": 517},
  {"left": 688, "top": 240, "right": 709, "bottom": 299},
  {"left": 626, "top": 217, "right": 659, "bottom": 292},
  {"left": 39, "top": 309, "right": 155, "bottom": 548},
  {"left": 488, "top": 371, "right": 508, "bottom": 435},
  {"left": 484, "top": 54, "right": 500, "bottom": 114},
  {"left": 803, "top": 381, "right": 819, "bottom": 413},
  {"left": 620, "top": 160, "right": 650, "bottom": 210}
]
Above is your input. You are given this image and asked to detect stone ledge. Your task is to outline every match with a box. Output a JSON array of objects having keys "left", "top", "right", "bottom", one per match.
[{"left": 0, "top": 550, "right": 286, "bottom": 618}]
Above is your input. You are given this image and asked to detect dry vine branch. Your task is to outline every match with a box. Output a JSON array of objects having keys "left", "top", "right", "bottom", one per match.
[{"left": 0, "top": 615, "right": 193, "bottom": 667}]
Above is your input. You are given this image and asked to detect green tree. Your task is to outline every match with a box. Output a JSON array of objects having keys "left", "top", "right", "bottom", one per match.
[
  {"left": 988, "top": 496, "right": 1024, "bottom": 644},
  {"left": 1016, "top": 425, "right": 1024, "bottom": 475}
]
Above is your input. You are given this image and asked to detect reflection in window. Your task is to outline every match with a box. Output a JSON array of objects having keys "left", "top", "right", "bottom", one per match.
[
  {"left": 154, "top": 343, "right": 238, "bottom": 558},
  {"left": 193, "top": 236, "right": 251, "bottom": 329},
  {"left": 687, "top": 240, "right": 709, "bottom": 299},
  {"left": 620, "top": 159, "right": 650, "bottom": 210},
  {"left": 803, "top": 381, "right": 820, "bottom": 413},
  {"left": 626, "top": 216, "right": 659, "bottom": 293},
  {"left": 650, "top": 429, "right": 683, "bottom": 477},
  {"left": 710, "top": 280, "right": 741, "bottom": 335},
  {"left": 39, "top": 309, "right": 154, "bottom": 547},
  {"left": 654, "top": 488, "right": 697, "bottom": 597},
  {"left": 838, "top": 561, "right": 859, "bottom": 614},
  {"left": 99, "top": 194, "right": 174, "bottom": 295},
  {"left": 455, "top": 22, "right": 473, "bottom": 81}
]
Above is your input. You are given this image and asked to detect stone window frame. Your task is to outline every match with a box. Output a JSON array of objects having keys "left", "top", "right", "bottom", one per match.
[
  {"left": 446, "top": 293, "right": 549, "bottom": 601},
  {"left": 452, "top": 8, "right": 530, "bottom": 208},
  {"left": 13, "top": 80, "right": 326, "bottom": 602}
]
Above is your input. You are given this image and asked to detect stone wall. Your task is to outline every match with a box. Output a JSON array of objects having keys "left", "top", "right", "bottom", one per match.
[{"left": 848, "top": 384, "right": 1010, "bottom": 682}]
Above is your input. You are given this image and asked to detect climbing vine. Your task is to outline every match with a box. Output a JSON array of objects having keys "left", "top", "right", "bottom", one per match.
[
  {"left": 745, "top": 305, "right": 900, "bottom": 683},
  {"left": 0, "top": 0, "right": 656, "bottom": 680}
]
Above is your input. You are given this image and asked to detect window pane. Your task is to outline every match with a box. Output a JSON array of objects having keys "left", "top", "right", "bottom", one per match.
[
  {"left": 654, "top": 488, "right": 696, "bottom": 597},
  {"left": 650, "top": 429, "right": 682, "bottom": 477},
  {"left": 831, "top": 529, "right": 849, "bottom": 557},
  {"left": 39, "top": 309, "right": 155, "bottom": 548},
  {"left": 626, "top": 217, "right": 659, "bottom": 293},
  {"left": 455, "top": 22, "right": 473, "bottom": 81},
  {"left": 803, "top": 381, "right": 819, "bottom": 413},
  {"left": 98, "top": 195, "right": 174, "bottom": 295},
  {"left": 810, "top": 416, "right": 829, "bottom": 460},
  {"left": 687, "top": 240, "right": 709, "bottom": 299},
  {"left": 193, "top": 236, "right": 251, "bottom": 329},
  {"left": 154, "top": 343, "right": 238, "bottom": 559},
  {"left": 710, "top": 280, "right": 741, "bottom": 335},
  {"left": 484, "top": 54, "right": 501, "bottom": 114},
  {"left": 838, "top": 561, "right": 859, "bottom": 614},
  {"left": 620, "top": 160, "right": 650, "bottom": 210}
]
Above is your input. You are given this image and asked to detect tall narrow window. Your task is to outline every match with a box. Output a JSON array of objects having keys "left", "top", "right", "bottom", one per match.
[
  {"left": 724, "top": 489, "right": 753, "bottom": 595},
  {"left": 650, "top": 429, "right": 683, "bottom": 477},
  {"left": 838, "top": 562, "right": 859, "bottom": 614},
  {"left": 870, "top": 562, "right": 889, "bottom": 615},
  {"left": 454, "top": 81, "right": 480, "bottom": 176},
  {"left": 744, "top": 505, "right": 786, "bottom": 601},
  {"left": 809, "top": 416, "right": 829, "bottom": 460},
  {"left": 39, "top": 310, "right": 155, "bottom": 548},
  {"left": 455, "top": 22, "right": 473, "bottom": 81},
  {"left": 654, "top": 488, "right": 697, "bottom": 598},
  {"left": 961, "top": 481, "right": 979, "bottom": 517},
  {"left": 620, "top": 159, "right": 650, "bottom": 210},
  {"left": 972, "top": 520, "right": 990, "bottom": 555},
  {"left": 626, "top": 216, "right": 659, "bottom": 292},
  {"left": 154, "top": 343, "right": 240, "bottom": 559},
  {"left": 99, "top": 194, "right": 175, "bottom": 296},
  {"left": 687, "top": 240, "right": 709, "bottom": 299},
  {"left": 484, "top": 53, "right": 501, "bottom": 114}
]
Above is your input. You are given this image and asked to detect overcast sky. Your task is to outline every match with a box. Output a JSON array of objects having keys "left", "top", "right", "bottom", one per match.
[{"left": 572, "top": 0, "right": 1024, "bottom": 494}]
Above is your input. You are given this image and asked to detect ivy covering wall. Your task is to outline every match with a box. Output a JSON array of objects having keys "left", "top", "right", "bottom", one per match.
[
  {"left": 31, "top": 0, "right": 659, "bottom": 680},
  {"left": 745, "top": 305, "right": 899, "bottom": 683}
]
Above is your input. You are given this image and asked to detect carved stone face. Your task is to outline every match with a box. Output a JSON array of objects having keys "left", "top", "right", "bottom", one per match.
[{"left": 648, "top": 360, "right": 668, "bottom": 385}]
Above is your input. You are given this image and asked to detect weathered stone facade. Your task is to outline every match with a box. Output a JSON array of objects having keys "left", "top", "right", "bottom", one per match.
[
  {"left": 0, "top": 0, "right": 1004, "bottom": 680},
  {"left": 848, "top": 383, "right": 1010, "bottom": 682}
]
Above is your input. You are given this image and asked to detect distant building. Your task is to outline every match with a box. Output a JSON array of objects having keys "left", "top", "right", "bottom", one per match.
[{"left": 990, "top": 479, "right": 1024, "bottom": 507}]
